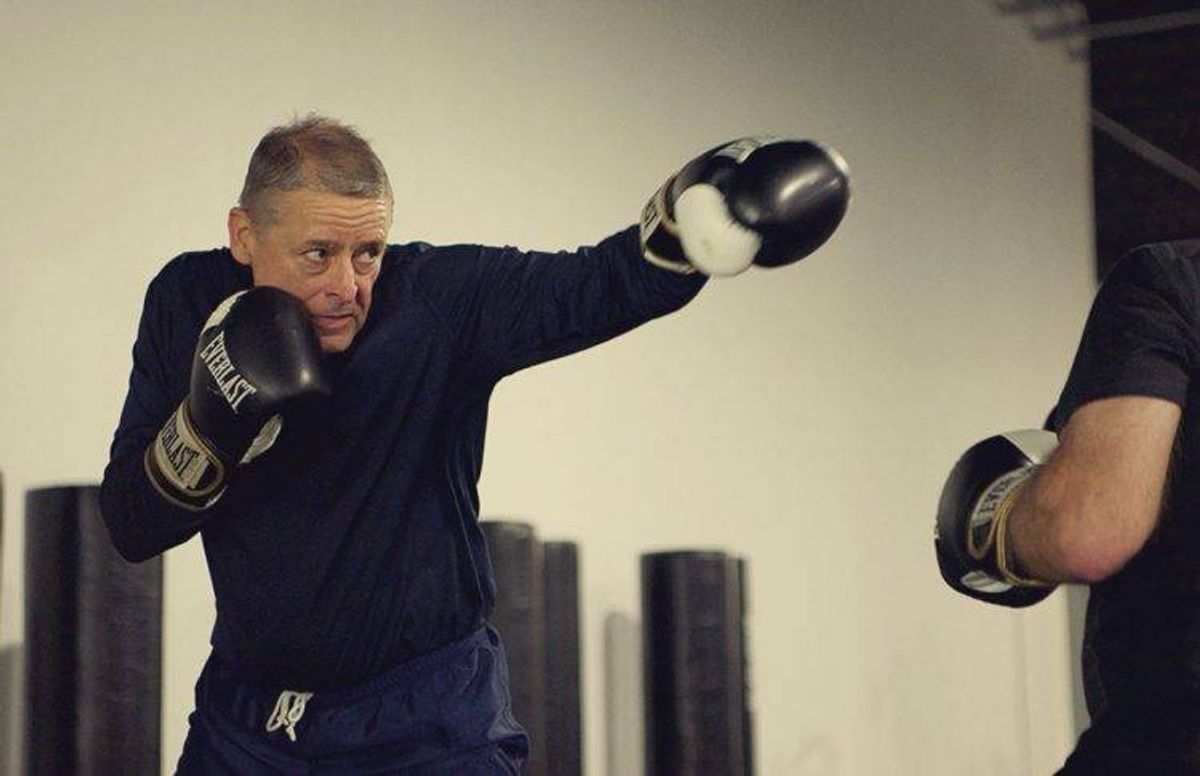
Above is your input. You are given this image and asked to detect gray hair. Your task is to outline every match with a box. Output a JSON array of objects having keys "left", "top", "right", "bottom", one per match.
[{"left": 238, "top": 114, "right": 392, "bottom": 223}]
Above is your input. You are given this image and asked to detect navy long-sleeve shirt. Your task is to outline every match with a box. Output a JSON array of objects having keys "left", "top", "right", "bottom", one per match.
[{"left": 101, "top": 226, "right": 705, "bottom": 690}]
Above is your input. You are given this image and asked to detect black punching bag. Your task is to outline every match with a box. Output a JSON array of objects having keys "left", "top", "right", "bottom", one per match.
[
  {"left": 543, "top": 540, "right": 582, "bottom": 776},
  {"left": 736, "top": 557, "right": 755, "bottom": 776},
  {"left": 642, "top": 550, "right": 752, "bottom": 776},
  {"left": 0, "top": 471, "right": 15, "bottom": 773},
  {"left": 25, "top": 485, "right": 163, "bottom": 775},
  {"left": 482, "top": 520, "right": 547, "bottom": 775}
]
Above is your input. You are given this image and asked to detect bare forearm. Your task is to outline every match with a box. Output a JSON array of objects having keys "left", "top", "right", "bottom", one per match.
[
  {"left": 1008, "top": 397, "right": 1179, "bottom": 585},
  {"left": 1007, "top": 469, "right": 1081, "bottom": 584}
]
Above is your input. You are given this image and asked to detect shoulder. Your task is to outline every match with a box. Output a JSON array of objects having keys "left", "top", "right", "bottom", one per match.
[
  {"left": 149, "top": 248, "right": 249, "bottom": 299},
  {"left": 377, "top": 240, "right": 493, "bottom": 292},
  {"left": 1115, "top": 239, "right": 1200, "bottom": 273},
  {"left": 383, "top": 240, "right": 486, "bottom": 269},
  {"left": 1102, "top": 240, "right": 1200, "bottom": 299},
  {"left": 1129, "top": 239, "right": 1200, "bottom": 261},
  {"left": 143, "top": 248, "right": 251, "bottom": 328}
]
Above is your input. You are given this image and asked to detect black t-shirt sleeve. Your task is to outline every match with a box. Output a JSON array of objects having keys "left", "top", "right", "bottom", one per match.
[
  {"left": 100, "top": 268, "right": 221, "bottom": 562},
  {"left": 413, "top": 226, "right": 707, "bottom": 378},
  {"left": 1052, "top": 244, "right": 1200, "bottom": 430}
]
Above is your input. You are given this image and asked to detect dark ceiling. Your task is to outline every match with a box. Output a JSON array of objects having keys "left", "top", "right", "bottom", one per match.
[
  {"left": 998, "top": 1, "right": 1200, "bottom": 277},
  {"left": 1081, "top": 1, "right": 1200, "bottom": 24},
  {"left": 1081, "top": 2, "right": 1200, "bottom": 276}
]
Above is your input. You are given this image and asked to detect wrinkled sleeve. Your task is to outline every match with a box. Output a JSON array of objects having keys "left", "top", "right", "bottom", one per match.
[
  {"left": 1051, "top": 245, "right": 1199, "bottom": 431},
  {"left": 100, "top": 273, "right": 217, "bottom": 562},
  {"left": 418, "top": 226, "right": 707, "bottom": 378}
]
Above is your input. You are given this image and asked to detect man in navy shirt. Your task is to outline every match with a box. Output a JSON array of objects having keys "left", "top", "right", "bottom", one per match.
[{"left": 101, "top": 116, "right": 849, "bottom": 773}]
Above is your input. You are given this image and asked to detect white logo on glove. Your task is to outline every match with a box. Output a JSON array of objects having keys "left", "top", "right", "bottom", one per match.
[{"left": 198, "top": 331, "right": 258, "bottom": 412}]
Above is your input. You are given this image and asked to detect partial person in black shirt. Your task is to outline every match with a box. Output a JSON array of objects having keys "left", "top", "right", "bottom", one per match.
[
  {"left": 100, "top": 116, "right": 850, "bottom": 774},
  {"left": 936, "top": 240, "right": 1200, "bottom": 773}
]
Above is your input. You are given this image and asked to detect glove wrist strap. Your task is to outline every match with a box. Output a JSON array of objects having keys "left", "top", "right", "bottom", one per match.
[
  {"left": 640, "top": 179, "right": 698, "bottom": 275},
  {"left": 144, "top": 402, "right": 228, "bottom": 511},
  {"left": 992, "top": 476, "right": 1054, "bottom": 589}
]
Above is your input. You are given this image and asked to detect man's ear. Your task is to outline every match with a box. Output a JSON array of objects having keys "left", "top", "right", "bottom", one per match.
[{"left": 228, "top": 208, "right": 255, "bottom": 266}]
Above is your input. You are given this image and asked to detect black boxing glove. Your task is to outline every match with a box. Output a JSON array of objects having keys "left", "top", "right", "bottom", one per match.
[
  {"left": 641, "top": 136, "right": 851, "bottom": 276},
  {"left": 145, "top": 287, "right": 330, "bottom": 510},
  {"left": 935, "top": 430, "right": 1059, "bottom": 608}
]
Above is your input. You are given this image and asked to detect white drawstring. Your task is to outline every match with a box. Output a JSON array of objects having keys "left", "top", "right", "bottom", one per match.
[{"left": 265, "top": 690, "right": 314, "bottom": 742}]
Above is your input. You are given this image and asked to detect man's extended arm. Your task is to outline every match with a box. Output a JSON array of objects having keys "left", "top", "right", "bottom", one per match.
[{"left": 425, "top": 137, "right": 850, "bottom": 380}]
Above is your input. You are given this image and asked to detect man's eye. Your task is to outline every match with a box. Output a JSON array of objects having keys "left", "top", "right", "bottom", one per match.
[
  {"left": 302, "top": 250, "right": 328, "bottom": 268},
  {"left": 353, "top": 250, "right": 381, "bottom": 272}
]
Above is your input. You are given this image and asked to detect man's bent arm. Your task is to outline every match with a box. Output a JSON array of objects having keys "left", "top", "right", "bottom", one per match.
[
  {"left": 100, "top": 271, "right": 221, "bottom": 562},
  {"left": 101, "top": 451, "right": 212, "bottom": 562},
  {"left": 1011, "top": 395, "right": 1181, "bottom": 583}
]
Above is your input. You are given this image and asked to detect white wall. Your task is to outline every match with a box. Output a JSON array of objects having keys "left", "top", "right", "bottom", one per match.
[{"left": 0, "top": 1, "right": 1093, "bottom": 773}]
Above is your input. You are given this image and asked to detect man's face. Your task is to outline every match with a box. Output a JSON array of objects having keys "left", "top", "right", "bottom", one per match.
[{"left": 229, "top": 188, "right": 392, "bottom": 353}]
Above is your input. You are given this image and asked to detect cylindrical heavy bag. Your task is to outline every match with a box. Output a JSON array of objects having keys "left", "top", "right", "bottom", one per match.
[
  {"left": 0, "top": 470, "right": 15, "bottom": 774},
  {"left": 642, "top": 550, "right": 750, "bottom": 776},
  {"left": 542, "top": 541, "right": 582, "bottom": 776},
  {"left": 25, "top": 485, "right": 162, "bottom": 775},
  {"left": 481, "top": 520, "right": 547, "bottom": 775},
  {"left": 1, "top": 469, "right": 4, "bottom": 618},
  {"left": 736, "top": 557, "right": 755, "bottom": 776}
]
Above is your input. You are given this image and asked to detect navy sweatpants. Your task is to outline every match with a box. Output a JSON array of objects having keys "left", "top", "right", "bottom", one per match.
[{"left": 176, "top": 626, "right": 529, "bottom": 774}]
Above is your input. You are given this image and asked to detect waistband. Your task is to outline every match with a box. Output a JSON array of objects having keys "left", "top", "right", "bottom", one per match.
[{"left": 193, "top": 624, "right": 526, "bottom": 764}]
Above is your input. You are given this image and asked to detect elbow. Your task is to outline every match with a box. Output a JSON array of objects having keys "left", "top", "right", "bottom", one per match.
[
  {"left": 100, "top": 507, "right": 150, "bottom": 564},
  {"left": 1056, "top": 544, "right": 1128, "bottom": 585},
  {"left": 110, "top": 534, "right": 158, "bottom": 565},
  {"left": 1050, "top": 507, "right": 1151, "bottom": 584},
  {"left": 99, "top": 479, "right": 159, "bottom": 564}
]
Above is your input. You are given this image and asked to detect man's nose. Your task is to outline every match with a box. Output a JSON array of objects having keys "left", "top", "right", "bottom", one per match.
[{"left": 326, "top": 255, "right": 356, "bottom": 304}]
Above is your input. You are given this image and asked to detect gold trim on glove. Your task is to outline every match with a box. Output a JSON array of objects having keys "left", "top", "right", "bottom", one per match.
[{"left": 993, "top": 477, "right": 1054, "bottom": 589}]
